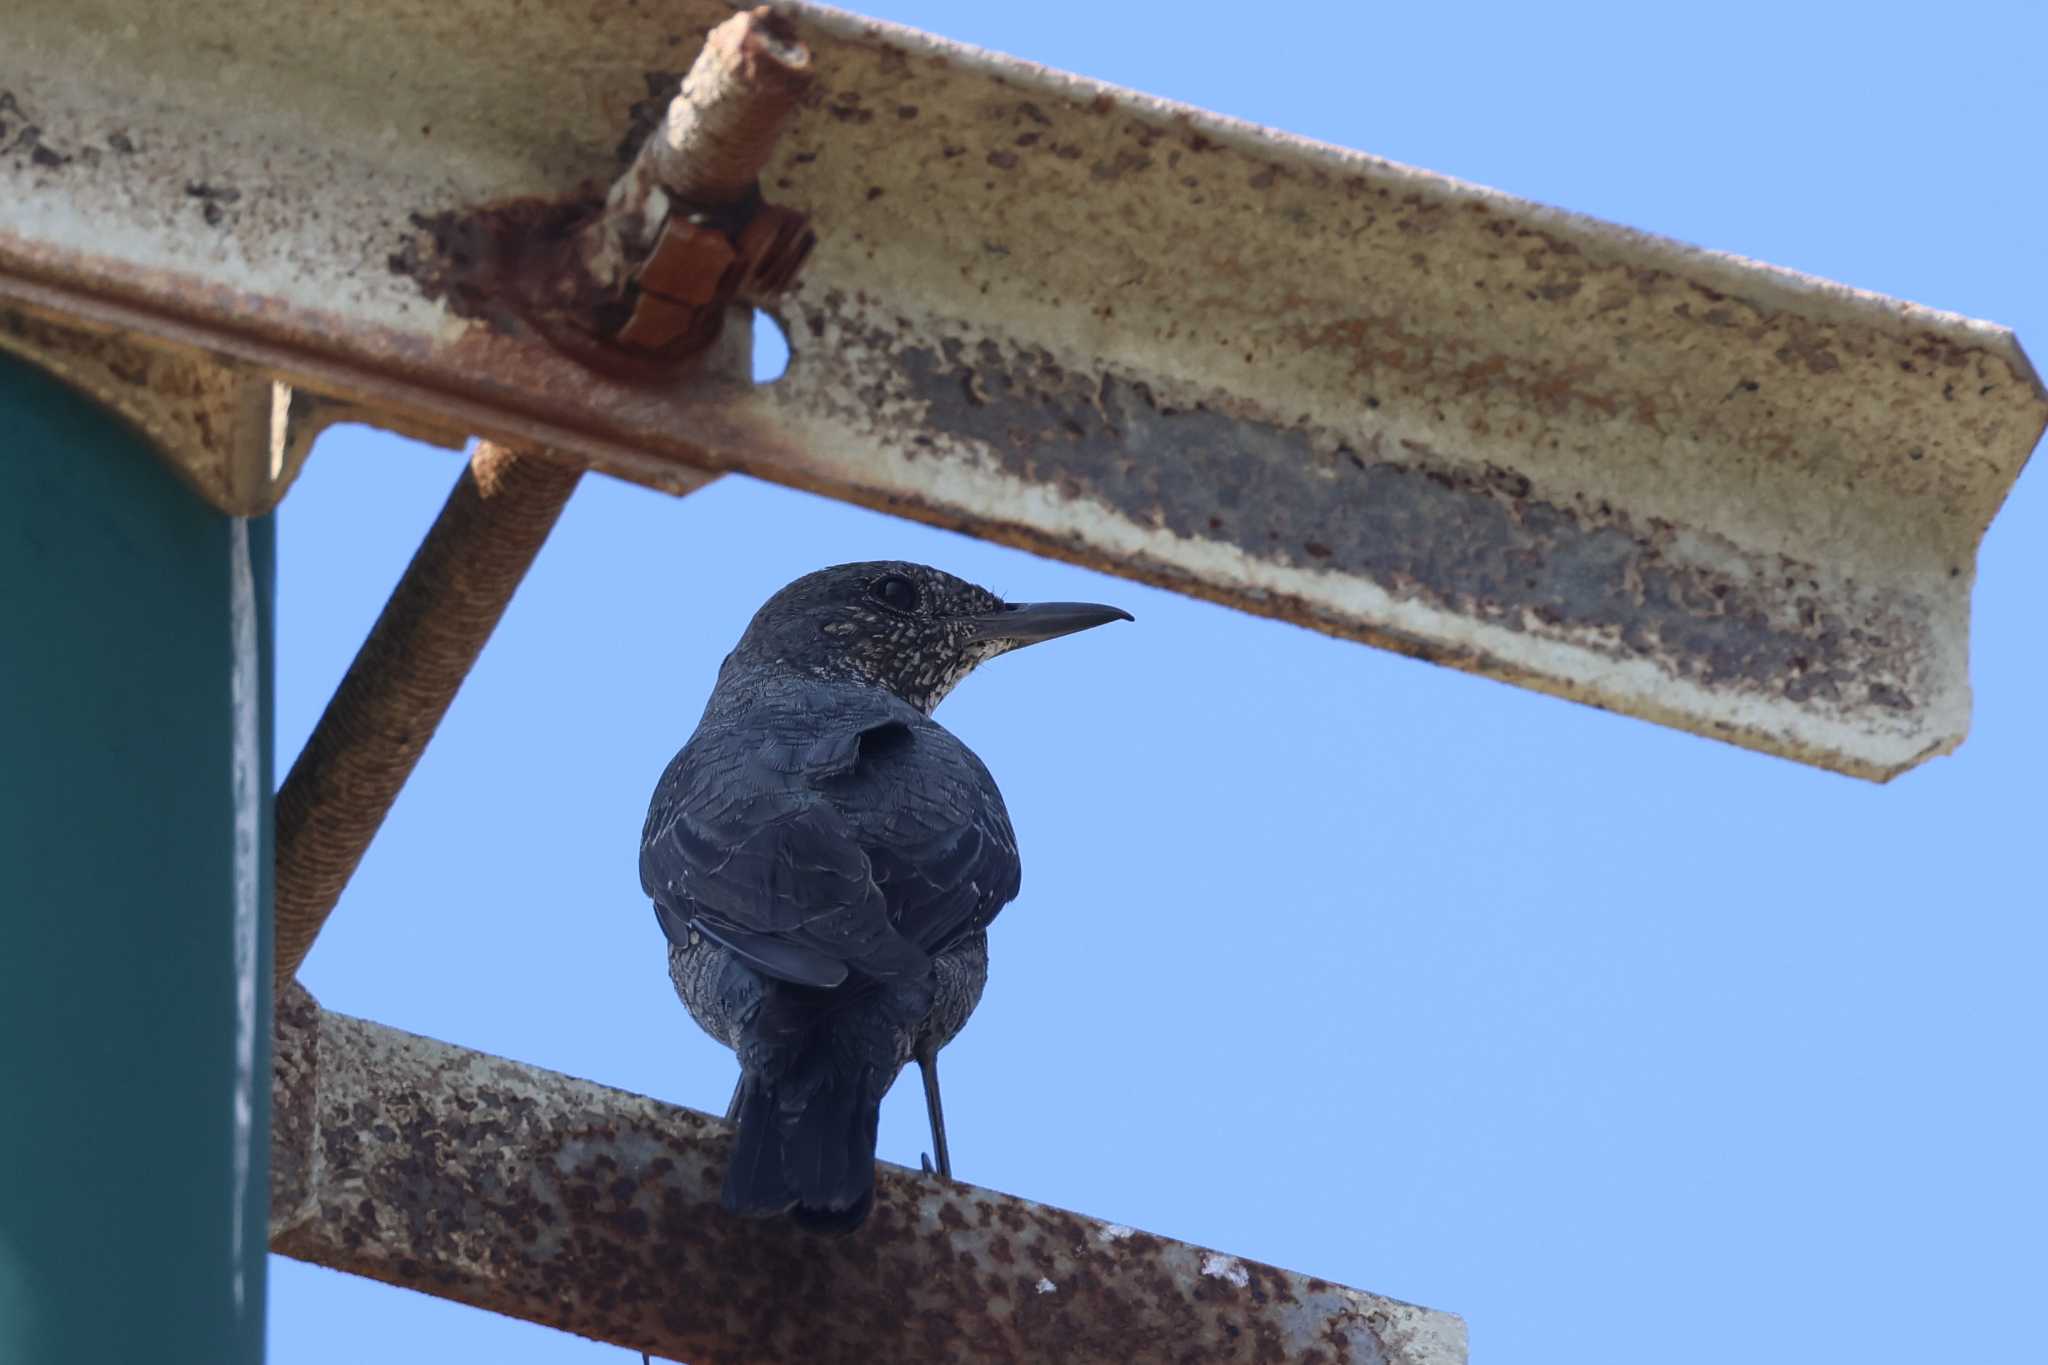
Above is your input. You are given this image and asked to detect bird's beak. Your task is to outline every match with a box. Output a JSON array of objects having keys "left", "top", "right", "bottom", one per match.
[{"left": 968, "top": 600, "right": 1134, "bottom": 647}]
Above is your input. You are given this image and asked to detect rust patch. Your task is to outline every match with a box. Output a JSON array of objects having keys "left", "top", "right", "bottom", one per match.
[
  {"left": 390, "top": 10, "right": 815, "bottom": 383},
  {"left": 888, "top": 331, "right": 1923, "bottom": 708},
  {"left": 391, "top": 192, "right": 609, "bottom": 336},
  {"left": 388, "top": 187, "right": 734, "bottom": 388}
]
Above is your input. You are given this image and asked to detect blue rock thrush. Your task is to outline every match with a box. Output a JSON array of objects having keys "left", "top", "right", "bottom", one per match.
[{"left": 640, "top": 561, "right": 1130, "bottom": 1231}]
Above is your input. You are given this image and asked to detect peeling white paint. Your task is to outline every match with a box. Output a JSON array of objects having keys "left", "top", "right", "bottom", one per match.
[
  {"left": 227, "top": 518, "right": 260, "bottom": 1317},
  {"left": 1035, "top": 1277, "right": 1056, "bottom": 1295},
  {"left": 1200, "top": 1253, "right": 1250, "bottom": 1289}
]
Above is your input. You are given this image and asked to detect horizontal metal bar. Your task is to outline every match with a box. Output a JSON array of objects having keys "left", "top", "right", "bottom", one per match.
[
  {"left": 4, "top": 0, "right": 2041, "bottom": 778},
  {"left": 269, "top": 985, "right": 1465, "bottom": 1364}
]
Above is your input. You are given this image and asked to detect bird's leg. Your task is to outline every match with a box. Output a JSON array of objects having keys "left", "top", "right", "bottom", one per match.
[
  {"left": 916, "top": 1046, "right": 952, "bottom": 1180},
  {"left": 724, "top": 1074, "right": 743, "bottom": 1123}
]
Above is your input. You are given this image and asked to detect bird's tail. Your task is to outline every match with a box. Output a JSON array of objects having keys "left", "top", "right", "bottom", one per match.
[
  {"left": 724, "top": 1056, "right": 881, "bottom": 1233},
  {"left": 724, "top": 978, "right": 930, "bottom": 1233}
]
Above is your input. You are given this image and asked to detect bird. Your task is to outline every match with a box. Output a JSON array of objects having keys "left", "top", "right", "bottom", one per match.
[{"left": 639, "top": 560, "right": 1131, "bottom": 1231}]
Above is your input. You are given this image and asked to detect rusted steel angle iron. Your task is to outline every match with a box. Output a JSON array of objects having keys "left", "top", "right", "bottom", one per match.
[
  {"left": 270, "top": 985, "right": 1467, "bottom": 1364},
  {"left": 3, "top": 1, "right": 2041, "bottom": 779}
]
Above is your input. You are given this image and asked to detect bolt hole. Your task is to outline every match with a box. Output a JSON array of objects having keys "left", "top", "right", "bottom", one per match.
[{"left": 752, "top": 308, "right": 791, "bottom": 384}]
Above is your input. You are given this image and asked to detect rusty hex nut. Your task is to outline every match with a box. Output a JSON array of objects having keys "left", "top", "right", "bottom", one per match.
[
  {"left": 636, "top": 216, "right": 742, "bottom": 307},
  {"left": 611, "top": 215, "right": 746, "bottom": 354},
  {"left": 614, "top": 291, "right": 714, "bottom": 352}
]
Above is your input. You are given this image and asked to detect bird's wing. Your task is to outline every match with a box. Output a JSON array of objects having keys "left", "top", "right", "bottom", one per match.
[
  {"left": 641, "top": 691, "right": 1019, "bottom": 986},
  {"left": 640, "top": 691, "right": 928, "bottom": 984},
  {"left": 834, "top": 718, "right": 1022, "bottom": 960}
]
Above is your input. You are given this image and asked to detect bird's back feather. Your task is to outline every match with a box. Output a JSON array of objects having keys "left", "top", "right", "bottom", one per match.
[{"left": 643, "top": 673, "right": 1021, "bottom": 1230}]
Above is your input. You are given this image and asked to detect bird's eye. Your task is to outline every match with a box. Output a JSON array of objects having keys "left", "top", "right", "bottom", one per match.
[{"left": 868, "top": 574, "right": 921, "bottom": 614}]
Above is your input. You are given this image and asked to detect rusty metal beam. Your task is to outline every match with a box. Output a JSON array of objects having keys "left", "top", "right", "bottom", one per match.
[
  {"left": 4, "top": 1, "right": 2042, "bottom": 780},
  {"left": 270, "top": 983, "right": 1466, "bottom": 1365}
]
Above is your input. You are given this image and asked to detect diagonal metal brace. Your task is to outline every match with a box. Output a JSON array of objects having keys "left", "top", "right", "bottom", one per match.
[{"left": 272, "top": 441, "right": 586, "bottom": 985}]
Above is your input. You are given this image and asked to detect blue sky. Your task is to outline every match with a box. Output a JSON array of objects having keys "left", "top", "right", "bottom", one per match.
[{"left": 270, "top": 3, "right": 2047, "bottom": 1361}]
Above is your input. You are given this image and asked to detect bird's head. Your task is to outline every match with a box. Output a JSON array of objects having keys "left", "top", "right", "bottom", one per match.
[{"left": 725, "top": 560, "right": 1132, "bottom": 713}]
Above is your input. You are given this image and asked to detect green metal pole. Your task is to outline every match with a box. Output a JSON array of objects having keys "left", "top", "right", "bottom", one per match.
[{"left": 0, "top": 352, "right": 272, "bottom": 1363}]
